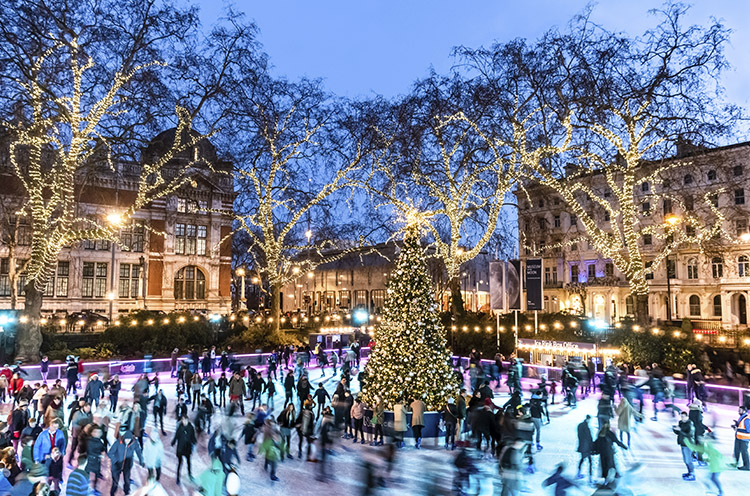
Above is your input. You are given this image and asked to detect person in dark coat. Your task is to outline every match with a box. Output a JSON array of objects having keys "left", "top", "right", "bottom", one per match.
[
  {"left": 576, "top": 415, "right": 594, "bottom": 482},
  {"left": 108, "top": 428, "right": 143, "bottom": 496},
  {"left": 443, "top": 397, "right": 459, "bottom": 450},
  {"left": 66, "top": 357, "right": 78, "bottom": 395},
  {"left": 296, "top": 374, "right": 310, "bottom": 410},
  {"left": 284, "top": 371, "right": 295, "bottom": 407},
  {"left": 472, "top": 398, "right": 494, "bottom": 451},
  {"left": 105, "top": 375, "right": 122, "bottom": 413},
  {"left": 217, "top": 372, "right": 229, "bottom": 408},
  {"left": 171, "top": 415, "right": 197, "bottom": 485},
  {"left": 84, "top": 374, "right": 104, "bottom": 408},
  {"left": 149, "top": 389, "right": 169, "bottom": 436},
  {"left": 594, "top": 420, "right": 628, "bottom": 480},
  {"left": 313, "top": 383, "right": 330, "bottom": 420},
  {"left": 86, "top": 424, "right": 105, "bottom": 492}
]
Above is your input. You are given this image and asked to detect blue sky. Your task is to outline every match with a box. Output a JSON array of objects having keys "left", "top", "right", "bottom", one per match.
[{"left": 196, "top": 1, "right": 750, "bottom": 110}]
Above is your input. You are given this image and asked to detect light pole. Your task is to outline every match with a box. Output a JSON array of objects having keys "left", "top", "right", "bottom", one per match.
[
  {"left": 475, "top": 279, "right": 484, "bottom": 312},
  {"left": 106, "top": 212, "right": 123, "bottom": 323},
  {"left": 236, "top": 267, "right": 246, "bottom": 311}
]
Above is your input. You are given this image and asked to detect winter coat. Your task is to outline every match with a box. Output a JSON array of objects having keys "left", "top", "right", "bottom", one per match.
[
  {"left": 65, "top": 468, "right": 90, "bottom": 496},
  {"left": 84, "top": 379, "right": 104, "bottom": 401},
  {"left": 284, "top": 374, "right": 295, "bottom": 392},
  {"left": 85, "top": 437, "right": 105, "bottom": 474},
  {"left": 108, "top": 433, "right": 144, "bottom": 465},
  {"left": 577, "top": 420, "right": 593, "bottom": 456},
  {"left": 442, "top": 404, "right": 459, "bottom": 425},
  {"left": 297, "top": 376, "right": 310, "bottom": 400},
  {"left": 615, "top": 399, "right": 641, "bottom": 433},
  {"left": 674, "top": 419, "right": 694, "bottom": 447},
  {"left": 142, "top": 437, "right": 164, "bottom": 469},
  {"left": 228, "top": 377, "right": 246, "bottom": 397},
  {"left": 172, "top": 422, "right": 197, "bottom": 456},
  {"left": 409, "top": 399, "right": 426, "bottom": 427},
  {"left": 33, "top": 428, "right": 66, "bottom": 462},
  {"left": 393, "top": 403, "right": 408, "bottom": 432},
  {"left": 472, "top": 408, "right": 494, "bottom": 434},
  {"left": 689, "top": 408, "right": 706, "bottom": 437},
  {"left": 313, "top": 387, "right": 330, "bottom": 405},
  {"left": 350, "top": 402, "right": 365, "bottom": 420}
]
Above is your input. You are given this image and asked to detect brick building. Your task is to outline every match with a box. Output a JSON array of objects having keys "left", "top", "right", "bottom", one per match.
[{"left": 0, "top": 128, "right": 234, "bottom": 324}]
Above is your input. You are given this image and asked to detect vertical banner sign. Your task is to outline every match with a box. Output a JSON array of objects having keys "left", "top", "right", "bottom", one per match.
[
  {"left": 526, "top": 258, "right": 543, "bottom": 310},
  {"left": 489, "top": 261, "right": 506, "bottom": 311},
  {"left": 507, "top": 260, "right": 522, "bottom": 310}
]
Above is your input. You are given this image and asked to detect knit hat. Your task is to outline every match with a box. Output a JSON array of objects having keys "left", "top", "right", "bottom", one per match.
[{"left": 689, "top": 399, "right": 702, "bottom": 410}]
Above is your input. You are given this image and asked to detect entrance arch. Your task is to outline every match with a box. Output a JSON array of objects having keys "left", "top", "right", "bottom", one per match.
[{"left": 740, "top": 294, "right": 747, "bottom": 325}]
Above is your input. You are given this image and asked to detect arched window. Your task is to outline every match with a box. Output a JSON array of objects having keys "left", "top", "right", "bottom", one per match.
[
  {"left": 684, "top": 174, "right": 694, "bottom": 185},
  {"left": 707, "top": 170, "right": 717, "bottom": 181},
  {"left": 713, "top": 295, "right": 722, "bottom": 317},
  {"left": 641, "top": 181, "right": 650, "bottom": 192},
  {"left": 687, "top": 258, "right": 699, "bottom": 280},
  {"left": 711, "top": 257, "right": 723, "bottom": 279},
  {"left": 625, "top": 295, "right": 634, "bottom": 315},
  {"left": 689, "top": 295, "right": 701, "bottom": 316},
  {"left": 174, "top": 265, "right": 206, "bottom": 300},
  {"left": 739, "top": 256, "right": 750, "bottom": 278}
]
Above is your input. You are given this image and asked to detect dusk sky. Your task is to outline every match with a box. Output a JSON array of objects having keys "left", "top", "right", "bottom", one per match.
[{"left": 197, "top": 1, "right": 750, "bottom": 115}]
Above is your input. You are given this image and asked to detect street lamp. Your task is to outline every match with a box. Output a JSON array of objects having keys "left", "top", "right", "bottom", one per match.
[
  {"left": 107, "top": 292, "right": 116, "bottom": 322},
  {"left": 235, "top": 267, "right": 246, "bottom": 310}
]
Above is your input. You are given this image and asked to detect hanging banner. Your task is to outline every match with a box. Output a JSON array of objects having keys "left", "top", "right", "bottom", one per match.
[
  {"left": 526, "top": 258, "right": 543, "bottom": 310},
  {"left": 489, "top": 261, "right": 506, "bottom": 311},
  {"left": 508, "top": 260, "right": 522, "bottom": 310}
]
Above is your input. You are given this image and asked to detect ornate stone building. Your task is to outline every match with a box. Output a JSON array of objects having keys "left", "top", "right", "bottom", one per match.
[
  {"left": 517, "top": 140, "right": 750, "bottom": 336},
  {"left": 0, "top": 129, "right": 234, "bottom": 324}
]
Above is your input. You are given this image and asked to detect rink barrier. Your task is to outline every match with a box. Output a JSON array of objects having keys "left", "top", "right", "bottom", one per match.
[{"left": 17, "top": 347, "right": 749, "bottom": 408}]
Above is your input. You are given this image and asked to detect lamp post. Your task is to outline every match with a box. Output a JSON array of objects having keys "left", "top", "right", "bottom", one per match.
[
  {"left": 475, "top": 279, "right": 484, "bottom": 312},
  {"left": 236, "top": 267, "right": 246, "bottom": 311},
  {"left": 106, "top": 212, "right": 123, "bottom": 323}
]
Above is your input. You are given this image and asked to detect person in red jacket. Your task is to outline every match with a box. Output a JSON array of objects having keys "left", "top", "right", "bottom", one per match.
[{"left": 9, "top": 372, "right": 24, "bottom": 404}]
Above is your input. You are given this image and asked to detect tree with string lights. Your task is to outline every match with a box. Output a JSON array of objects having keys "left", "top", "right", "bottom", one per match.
[
  {"left": 366, "top": 75, "right": 516, "bottom": 316},
  {"left": 0, "top": 0, "right": 247, "bottom": 358},
  {"left": 452, "top": 4, "right": 740, "bottom": 324},
  {"left": 361, "top": 215, "right": 459, "bottom": 410}
]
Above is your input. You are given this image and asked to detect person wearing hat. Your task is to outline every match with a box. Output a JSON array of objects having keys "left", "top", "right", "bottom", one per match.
[
  {"left": 10, "top": 400, "right": 29, "bottom": 452},
  {"left": 84, "top": 373, "right": 104, "bottom": 408},
  {"left": 689, "top": 399, "right": 708, "bottom": 466},
  {"left": 442, "top": 397, "right": 459, "bottom": 450},
  {"left": 108, "top": 427, "right": 143, "bottom": 496},
  {"left": 32, "top": 420, "right": 65, "bottom": 463}
]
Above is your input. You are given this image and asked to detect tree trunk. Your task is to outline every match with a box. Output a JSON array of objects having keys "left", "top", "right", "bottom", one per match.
[
  {"left": 635, "top": 293, "right": 649, "bottom": 326},
  {"left": 17, "top": 281, "right": 43, "bottom": 361},
  {"left": 7, "top": 239, "right": 16, "bottom": 310},
  {"left": 449, "top": 276, "right": 465, "bottom": 317},
  {"left": 270, "top": 282, "right": 281, "bottom": 337}
]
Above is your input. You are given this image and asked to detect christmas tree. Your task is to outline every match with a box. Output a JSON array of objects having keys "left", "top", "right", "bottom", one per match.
[{"left": 361, "top": 223, "right": 459, "bottom": 411}]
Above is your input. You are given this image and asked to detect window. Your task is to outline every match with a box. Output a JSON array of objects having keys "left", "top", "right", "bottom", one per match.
[
  {"left": 569, "top": 213, "right": 577, "bottom": 226},
  {"left": 663, "top": 199, "right": 672, "bottom": 215},
  {"left": 570, "top": 265, "right": 579, "bottom": 282},
  {"left": 626, "top": 296, "right": 634, "bottom": 315},
  {"left": 587, "top": 264, "right": 596, "bottom": 279},
  {"left": 713, "top": 295, "right": 722, "bottom": 317},
  {"left": 82, "top": 262, "right": 108, "bottom": 298},
  {"left": 339, "top": 290, "right": 351, "bottom": 309},
  {"left": 553, "top": 197, "right": 560, "bottom": 205},
  {"left": 686, "top": 225, "right": 696, "bottom": 237},
  {"left": 684, "top": 174, "right": 693, "bottom": 185},
  {"left": 667, "top": 258, "right": 676, "bottom": 279},
  {"left": 544, "top": 267, "right": 558, "bottom": 284},
  {"left": 174, "top": 265, "right": 206, "bottom": 300},
  {"left": 120, "top": 221, "right": 145, "bottom": 252},
  {"left": 707, "top": 170, "right": 717, "bottom": 181},
  {"left": 554, "top": 216, "right": 561, "bottom": 228},
  {"left": 662, "top": 179, "right": 671, "bottom": 189},
  {"left": 570, "top": 243, "right": 578, "bottom": 252},
  {"left": 684, "top": 195, "right": 694, "bottom": 211},
  {"left": 83, "top": 239, "right": 110, "bottom": 250},
  {"left": 712, "top": 257, "right": 723, "bottom": 279},
  {"left": 736, "top": 218, "right": 748, "bottom": 236},
  {"left": 354, "top": 290, "right": 368, "bottom": 307},
  {"left": 687, "top": 258, "right": 698, "bottom": 280},
  {"left": 370, "top": 289, "right": 386, "bottom": 314},
  {"left": 740, "top": 256, "right": 750, "bottom": 278},
  {"left": 119, "top": 263, "right": 141, "bottom": 299},
  {"left": 44, "top": 261, "right": 69, "bottom": 298},
  {"left": 10, "top": 217, "right": 32, "bottom": 246},
  {"left": 537, "top": 217, "right": 546, "bottom": 230},
  {"left": 641, "top": 182, "right": 649, "bottom": 192},
  {"left": 734, "top": 165, "right": 743, "bottom": 177},
  {"left": 645, "top": 261, "right": 654, "bottom": 280},
  {"left": 175, "top": 223, "right": 207, "bottom": 255},
  {"left": 177, "top": 197, "right": 208, "bottom": 214},
  {"left": 642, "top": 202, "right": 650, "bottom": 214},
  {"left": 736, "top": 189, "right": 745, "bottom": 205},
  {"left": 605, "top": 262, "right": 614, "bottom": 277},
  {"left": 539, "top": 199, "right": 544, "bottom": 208},
  {"left": 689, "top": 295, "right": 701, "bottom": 317},
  {"left": 604, "top": 211, "right": 610, "bottom": 222},
  {"left": 643, "top": 234, "right": 652, "bottom": 245}
]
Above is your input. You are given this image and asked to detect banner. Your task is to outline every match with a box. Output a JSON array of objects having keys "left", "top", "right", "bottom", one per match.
[
  {"left": 508, "top": 260, "right": 522, "bottom": 310},
  {"left": 489, "top": 261, "right": 505, "bottom": 310},
  {"left": 526, "top": 258, "right": 543, "bottom": 310}
]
